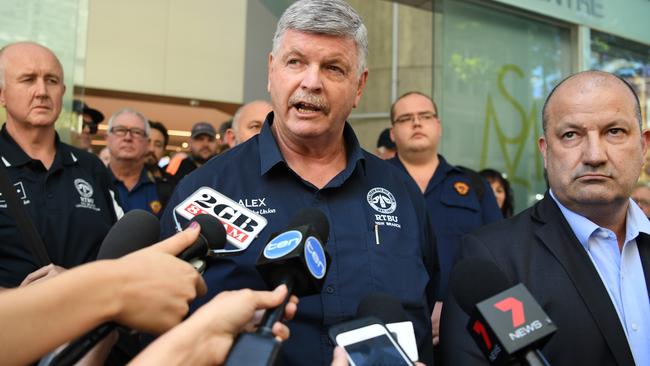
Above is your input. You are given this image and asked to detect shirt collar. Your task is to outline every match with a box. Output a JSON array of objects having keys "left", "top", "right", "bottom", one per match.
[
  {"left": 109, "top": 166, "right": 154, "bottom": 186},
  {"left": 0, "top": 123, "right": 77, "bottom": 168},
  {"left": 550, "top": 189, "right": 650, "bottom": 250},
  {"left": 258, "top": 112, "right": 366, "bottom": 183}
]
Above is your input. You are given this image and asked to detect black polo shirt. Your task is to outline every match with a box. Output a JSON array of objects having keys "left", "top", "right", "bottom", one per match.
[
  {"left": 161, "top": 113, "right": 438, "bottom": 365},
  {"left": 0, "top": 125, "right": 118, "bottom": 287}
]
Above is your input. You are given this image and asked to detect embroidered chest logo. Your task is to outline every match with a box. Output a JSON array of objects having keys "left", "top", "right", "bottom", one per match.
[
  {"left": 0, "top": 181, "right": 30, "bottom": 208},
  {"left": 454, "top": 181, "right": 470, "bottom": 196},
  {"left": 74, "top": 178, "right": 100, "bottom": 211},
  {"left": 367, "top": 187, "right": 397, "bottom": 214},
  {"left": 367, "top": 187, "right": 400, "bottom": 229}
]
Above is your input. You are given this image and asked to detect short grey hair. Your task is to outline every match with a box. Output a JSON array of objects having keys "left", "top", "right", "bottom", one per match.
[
  {"left": 108, "top": 108, "right": 150, "bottom": 137},
  {"left": 272, "top": 0, "right": 368, "bottom": 77},
  {"left": 231, "top": 105, "right": 246, "bottom": 131}
]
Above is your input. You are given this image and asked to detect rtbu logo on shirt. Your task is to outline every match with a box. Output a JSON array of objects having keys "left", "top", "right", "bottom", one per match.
[{"left": 175, "top": 187, "right": 268, "bottom": 249}]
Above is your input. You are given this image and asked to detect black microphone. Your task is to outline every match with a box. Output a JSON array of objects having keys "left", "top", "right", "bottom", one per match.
[
  {"left": 96, "top": 209, "right": 161, "bottom": 259},
  {"left": 51, "top": 210, "right": 160, "bottom": 366},
  {"left": 356, "top": 293, "right": 419, "bottom": 362},
  {"left": 178, "top": 214, "right": 228, "bottom": 273},
  {"left": 224, "top": 208, "right": 331, "bottom": 366},
  {"left": 51, "top": 212, "right": 226, "bottom": 366},
  {"left": 450, "top": 259, "right": 557, "bottom": 366}
]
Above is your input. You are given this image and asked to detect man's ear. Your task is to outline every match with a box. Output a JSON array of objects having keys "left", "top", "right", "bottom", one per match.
[
  {"left": 267, "top": 53, "right": 274, "bottom": 93},
  {"left": 538, "top": 136, "right": 548, "bottom": 170},
  {"left": 352, "top": 69, "right": 368, "bottom": 108}
]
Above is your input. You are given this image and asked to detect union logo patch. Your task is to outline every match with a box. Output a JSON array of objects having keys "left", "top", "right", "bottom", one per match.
[
  {"left": 150, "top": 200, "right": 162, "bottom": 215},
  {"left": 367, "top": 187, "right": 397, "bottom": 214},
  {"left": 453, "top": 181, "right": 470, "bottom": 196}
]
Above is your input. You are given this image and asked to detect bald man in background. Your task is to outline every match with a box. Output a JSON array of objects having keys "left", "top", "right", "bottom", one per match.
[{"left": 225, "top": 100, "right": 272, "bottom": 148}]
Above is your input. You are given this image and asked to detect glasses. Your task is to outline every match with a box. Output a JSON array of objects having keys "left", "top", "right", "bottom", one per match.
[
  {"left": 110, "top": 126, "right": 147, "bottom": 138},
  {"left": 393, "top": 112, "right": 438, "bottom": 125}
]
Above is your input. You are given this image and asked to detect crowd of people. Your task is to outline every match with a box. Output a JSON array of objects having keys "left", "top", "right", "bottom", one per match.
[{"left": 0, "top": 0, "right": 648, "bottom": 365}]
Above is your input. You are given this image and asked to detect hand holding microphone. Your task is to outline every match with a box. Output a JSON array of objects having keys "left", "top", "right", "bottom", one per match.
[
  {"left": 107, "top": 220, "right": 208, "bottom": 334},
  {"left": 51, "top": 210, "right": 225, "bottom": 366},
  {"left": 224, "top": 208, "right": 331, "bottom": 366},
  {"left": 130, "top": 285, "right": 298, "bottom": 366},
  {"left": 0, "top": 213, "right": 215, "bottom": 366}
]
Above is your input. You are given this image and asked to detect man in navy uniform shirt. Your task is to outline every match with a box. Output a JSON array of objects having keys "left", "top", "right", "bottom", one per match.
[
  {"left": 107, "top": 108, "right": 170, "bottom": 217},
  {"left": 161, "top": 1, "right": 438, "bottom": 365},
  {"left": 388, "top": 91, "right": 502, "bottom": 346},
  {"left": 0, "top": 42, "right": 119, "bottom": 288}
]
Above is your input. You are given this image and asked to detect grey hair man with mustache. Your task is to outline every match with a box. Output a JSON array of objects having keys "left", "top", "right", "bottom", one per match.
[
  {"left": 160, "top": 1, "right": 438, "bottom": 365},
  {"left": 440, "top": 71, "right": 650, "bottom": 366},
  {"left": 0, "top": 42, "right": 119, "bottom": 288}
]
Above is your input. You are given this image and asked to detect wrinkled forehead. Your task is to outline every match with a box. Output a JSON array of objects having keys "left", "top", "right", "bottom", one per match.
[
  {"left": 547, "top": 75, "right": 638, "bottom": 124},
  {"left": 2, "top": 43, "right": 64, "bottom": 77},
  {"left": 114, "top": 112, "right": 146, "bottom": 128}
]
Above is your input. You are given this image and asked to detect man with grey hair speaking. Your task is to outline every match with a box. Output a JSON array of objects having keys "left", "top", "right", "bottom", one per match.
[{"left": 161, "top": 1, "right": 438, "bottom": 364}]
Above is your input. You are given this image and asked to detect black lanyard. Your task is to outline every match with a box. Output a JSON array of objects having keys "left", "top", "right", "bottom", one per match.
[{"left": 0, "top": 161, "right": 50, "bottom": 266}]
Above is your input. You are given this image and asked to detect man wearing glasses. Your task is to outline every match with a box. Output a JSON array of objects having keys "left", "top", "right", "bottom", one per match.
[
  {"left": 106, "top": 108, "right": 165, "bottom": 216},
  {"left": 387, "top": 91, "right": 502, "bottom": 350}
]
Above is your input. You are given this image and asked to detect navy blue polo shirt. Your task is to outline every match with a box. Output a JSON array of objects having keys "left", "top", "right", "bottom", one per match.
[
  {"left": 388, "top": 155, "right": 502, "bottom": 297},
  {"left": 109, "top": 167, "right": 162, "bottom": 216},
  {"left": 0, "top": 125, "right": 117, "bottom": 287},
  {"left": 161, "top": 114, "right": 438, "bottom": 366}
]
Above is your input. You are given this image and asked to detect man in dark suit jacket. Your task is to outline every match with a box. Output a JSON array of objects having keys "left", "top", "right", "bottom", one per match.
[{"left": 439, "top": 70, "right": 650, "bottom": 366}]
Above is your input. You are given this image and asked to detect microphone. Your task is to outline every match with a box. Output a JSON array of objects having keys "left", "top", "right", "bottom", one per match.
[
  {"left": 178, "top": 214, "right": 228, "bottom": 273},
  {"left": 96, "top": 209, "right": 161, "bottom": 259},
  {"left": 173, "top": 186, "right": 268, "bottom": 255},
  {"left": 51, "top": 212, "right": 226, "bottom": 366},
  {"left": 224, "top": 208, "right": 331, "bottom": 366},
  {"left": 450, "top": 259, "right": 557, "bottom": 366},
  {"left": 356, "top": 293, "right": 419, "bottom": 362}
]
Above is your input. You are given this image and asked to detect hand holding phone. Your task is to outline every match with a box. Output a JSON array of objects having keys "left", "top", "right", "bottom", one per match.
[{"left": 329, "top": 317, "right": 414, "bottom": 366}]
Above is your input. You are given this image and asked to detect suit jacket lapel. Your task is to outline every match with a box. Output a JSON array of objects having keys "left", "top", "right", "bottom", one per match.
[{"left": 532, "top": 194, "right": 635, "bottom": 366}]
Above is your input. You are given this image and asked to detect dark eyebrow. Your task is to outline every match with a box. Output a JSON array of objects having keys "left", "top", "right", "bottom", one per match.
[{"left": 394, "top": 112, "right": 414, "bottom": 120}]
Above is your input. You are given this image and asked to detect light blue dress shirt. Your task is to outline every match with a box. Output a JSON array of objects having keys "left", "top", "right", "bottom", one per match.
[{"left": 550, "top": 190, "right": 650, "bottom": 366}]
